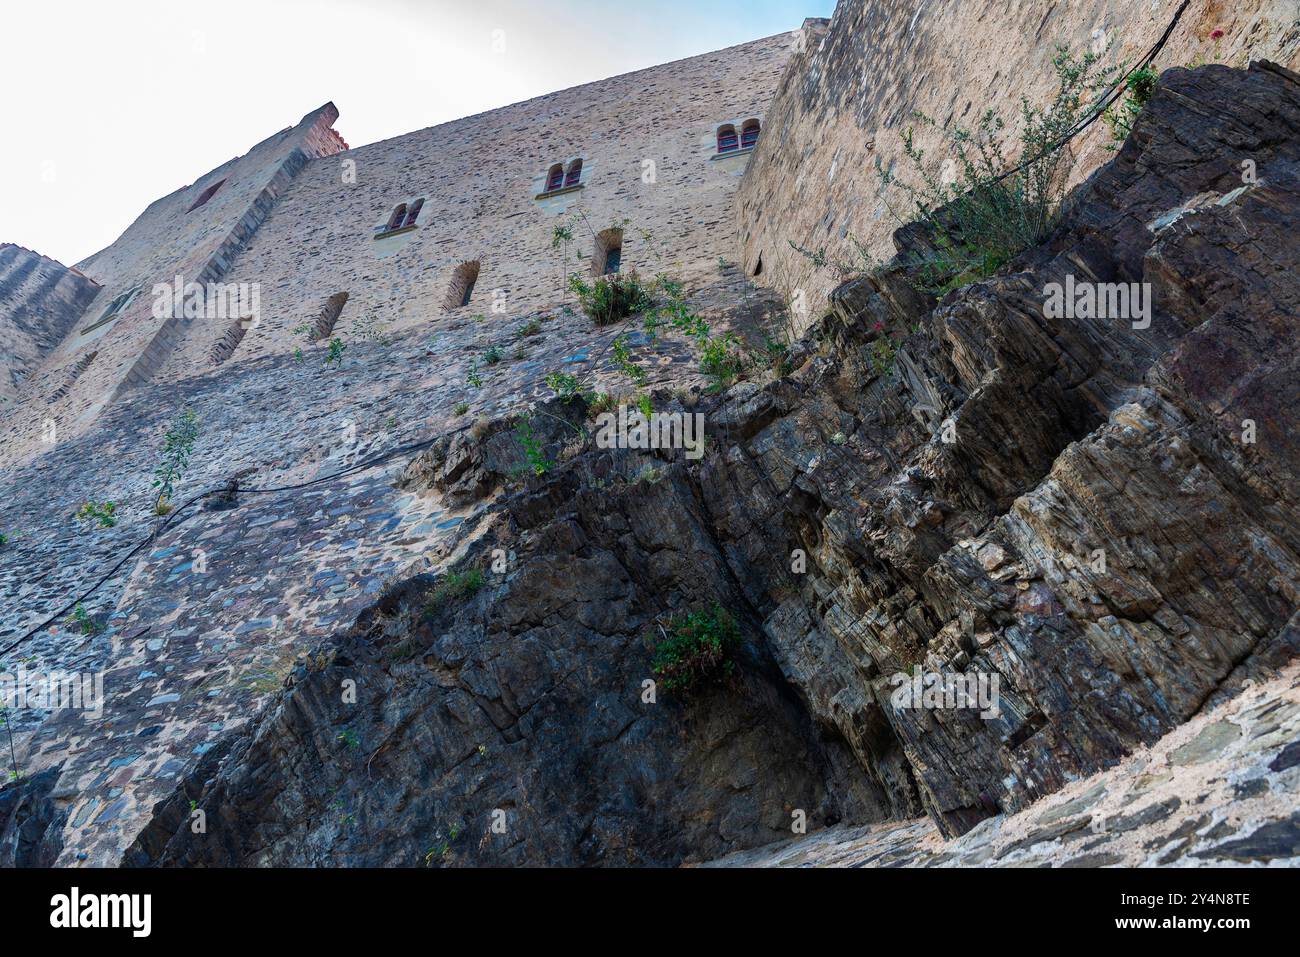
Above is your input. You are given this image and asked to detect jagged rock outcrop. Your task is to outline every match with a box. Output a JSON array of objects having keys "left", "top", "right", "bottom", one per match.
[
  {"left": 128, "top": 60, "right": 1300, "bottom": 863},
  {"left": 0, "top": 765, "right": 66, "bottom": 867}
]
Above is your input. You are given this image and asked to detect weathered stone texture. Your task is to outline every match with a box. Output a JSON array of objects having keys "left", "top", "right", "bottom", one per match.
[
  {"left": 738, "top": 0, "right": 1300, "bottom": 327},
  {"left": 128, "top": 61, "right": 1300, "bottom": 864},
  {"left": 0, "top": 245, "right": 100, "bottom": 406}
]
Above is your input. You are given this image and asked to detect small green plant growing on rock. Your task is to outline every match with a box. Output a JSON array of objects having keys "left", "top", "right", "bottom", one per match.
[
  {"left": 483, "top": 344, "right": 504, "bottom": 365},
  {"left": 1104, "top": 65, "right": 1158, "bottom": 146},
  {"left": 516, "top": 317, "right": 543, "bottom": 338},
  {"left": 611, "top": 336, "right": 647, "bottom": 386},
  {"left": 67, "top": 602, "right": 103, "bottom": 636},
  {"left": 152, "top": 407, "right": 200, "bottom": 514},
  {"left": 77, "top": 500, "right": 117, "bottom": 529},
  {"left": 876, "top": 44, "right": 1119, "bottom": 293},
  {"left": 453, "top": 401, "right": 470, "bottom": 416},
  {"left": 512, "top": 414, "right": 554, "bottom": 477},
  {"left": 336, "top": 729, "right": 359, "bottom": 748},
  {"left": 422, "top": 567, "right": 485, "bottom": 618},
  {"left": 869, "top": 325, "right": 904, "bottom": 377},
  {"left": 699, "top": 332, "right": 745, "bottom": 388},
  {"left": 545, "top": 371, "right": 585, "bottom": 403},
  {"left": 467, "top": 358, "right": 484, "bottom": 389},
  {"left": 650, "top": 604, "right": 743, "bottom": 695},
  {"left": 324, "top": 337, "right": 346, "bottom": 368},
  {"left": 424, "top": 821, "right": 463, "bottom": 866}
]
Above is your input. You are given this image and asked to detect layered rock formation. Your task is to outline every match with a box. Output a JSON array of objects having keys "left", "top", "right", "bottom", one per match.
[
  {"left": 125, "top": 59, "right": 1300, "bottom": 864},
  {"left": 738, "top": 0, "right": 1300, "bottom": 325}
]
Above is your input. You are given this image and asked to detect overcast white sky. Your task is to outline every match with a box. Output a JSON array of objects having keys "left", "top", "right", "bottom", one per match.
[{"left": 0, "top": 0, "right": 832, "bottom": 268}]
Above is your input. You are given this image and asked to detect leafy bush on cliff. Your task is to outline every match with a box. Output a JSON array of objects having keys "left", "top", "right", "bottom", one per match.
[
  {"left": 1105, "top": 65, "right": 1158, "bottom": 146},
  {"left": 569, "top": 271, "right": 654, "bottom": 326},
  {"left": 651, "top": 604, "right": 742, "bottom": 694},
  {"left": 877, "top": 45, "right": 1119, "bottom": 293}
]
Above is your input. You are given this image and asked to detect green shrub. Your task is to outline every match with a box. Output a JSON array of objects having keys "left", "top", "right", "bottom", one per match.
[
  {"left": 77, "top": 500, "right": 117, "bottom": 528},
  {"left": 569, "top": 271, "right": 654, "bottom": 326},
  {"left": 651, "top": 604, "right": 743, "bottom": 694},
  {"left": 152, "top": 408, "right": 200, "bottom": 513},
  {"left": 699, "top": 333, "right": 745, "bottom": 387},
  {"left": 422, "top": 567, "right": 485, "bottom": 618},
  {"left": 68, "top": 603, "right": 102, "bottom": 636},
  {"left": 325, "top": 337, "right": 346, "bottom": 368},
  {"left": 1105, "top": 65, "right": 1158, "bottom": 146},
  {"left": 483, "top": 344, "right": 504, "bottom": 365},
  {"left": 545, "top": 371, "right": 585, "bottom": 403},
  {"left": 876, "top": 45, "right": 1119, "bottom": 293},
  {"left": 512, "top": 415, "right": 554, "bottom": 477}
]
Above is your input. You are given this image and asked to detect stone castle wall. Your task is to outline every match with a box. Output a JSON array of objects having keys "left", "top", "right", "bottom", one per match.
[
  {"left": 0, "top": 245, "right": 101, "bottom": 407},
  {"left": 0, "top": 29, "right": 806, "bottom": 865},
  {"left": 738, "top": 0, "right": 1300, "bottom": 327}
]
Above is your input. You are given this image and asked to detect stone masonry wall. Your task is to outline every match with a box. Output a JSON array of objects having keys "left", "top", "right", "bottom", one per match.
[
  {"left": 0, "top": 245, "right": 100, "bottom": 406},
  {"left": 0, "top": 30, "right": 809, "bottom": 865}
]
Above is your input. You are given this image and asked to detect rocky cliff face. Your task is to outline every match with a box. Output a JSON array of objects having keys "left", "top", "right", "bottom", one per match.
[
  {"left": 118, "top": 58, "right": 1300, "bottom": 865},
  {"left": 738, "top": 0, "right": 1300, "bottom": 325}
]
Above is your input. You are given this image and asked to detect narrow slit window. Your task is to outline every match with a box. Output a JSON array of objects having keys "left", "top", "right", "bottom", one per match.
[
  {"left": 741, "top": 119, "right": 760, "bottom": 150},
  {"left": 564, "top": 158, "right": 583, "bottom": 188},
  {"left": 445, "top": 261, "right": 481, "bottom": 309},
  {"left": 403, "top": 199, "right": 424, "bottom": 228},
  {"left": 717, "top": 125, "right": 738, "bottom": 153},
  {"left": 187, "top": 178, "right": 227, "bottom": 213},
  {"left": 545, "top": 164, "right": 565, "bottom": 192}
]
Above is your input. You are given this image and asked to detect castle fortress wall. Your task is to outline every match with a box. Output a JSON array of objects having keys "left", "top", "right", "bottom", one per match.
[
  {"left": 0, "top": 31, "right": 803, "bottom": 865},
  {"left": 0, "top": 245, "right": 100, "bottom": 406},
  {"left": 0, "top": 104, "right": 347, "bottom": 462},
  {"left": 150, "top": 31, "right": 797, "bottom": 380},
  {"left": 738, "top": 0, "right": 1300, "bottom": 326}
]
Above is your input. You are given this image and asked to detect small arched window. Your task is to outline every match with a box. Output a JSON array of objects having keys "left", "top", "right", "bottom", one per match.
[
  {"left": 403, "top": 199, "right": 424, "bottom": 228},
  {"left": 593, "top": 228, "right": 623, "bottom": 276},
  {"left": 546, "top": 164, "right": 565, "bottom": 192},
  {"left": 564, "top": 158, "right": 583, "bottom": 188},
  {"left": 386, "top": 203, "right": 408, "bottom": 231},
  {"left": 717, "top": 125, "right": 738, "bottom": 153},
  {"left": 445, "top": 261, "right": 481, "bottom": 309},
  {"left": 741, "top": 120, "right": 761, "bottom": 150}
]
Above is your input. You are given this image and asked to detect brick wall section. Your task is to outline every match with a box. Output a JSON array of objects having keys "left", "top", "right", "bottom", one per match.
[
  {"left": 0, "top": 245, "right": 100, "bottom": 406},
  {"left": 737, "top": 0, "right": 1300, "bottom": 327}
]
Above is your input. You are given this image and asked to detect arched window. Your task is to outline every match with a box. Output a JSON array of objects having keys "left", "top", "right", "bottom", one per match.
[
  {"left": 564, "top": 158, "right": 583, "bottom": 188},
  {"left": 545, "top": 164, "right": 565, "bottom": 192},
  {"left": 445, "top": 261, "right": 481, "bottom": 309},
  {"left": 716, "top": 125, "right": 738, "bottom": 153},
  {"left": 187, "top": 177, "right": 227, "bottom": 213},
  {"left": 403, "top": 199, "right": 424, "bottom": 228},
  {"left": 386, "top": 203, "right": 408, "bottom": 231},
  {"left": 593, "top": 228, "right": 623, "bottom": 276},
  {"left": 741, "top": 119, "right": 761, "bottom": 150}
]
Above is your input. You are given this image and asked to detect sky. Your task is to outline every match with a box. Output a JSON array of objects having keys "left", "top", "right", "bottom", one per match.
[{"left": 0, "top": 0, "right": 834, "bottom": 268}]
